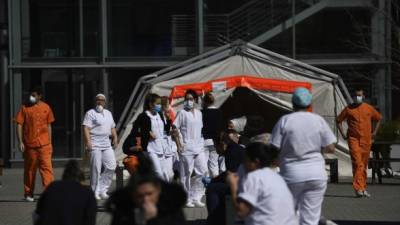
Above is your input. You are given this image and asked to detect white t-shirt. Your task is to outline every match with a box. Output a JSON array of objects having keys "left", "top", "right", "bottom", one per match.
[
  {"left": 238, "top": 168, "right": 298, "bottom": 225},
  {"left": 270, "top": 111, "right": 336, "bottom": 184},
  {"left": 173, "top": 109, "right": 204, "bottom": 155},
  {"left": 82, "top": 109, "right": 115, "bottom": 149},
  {"left": 145, "top": 111, "right": 168, "bottom": 155}
]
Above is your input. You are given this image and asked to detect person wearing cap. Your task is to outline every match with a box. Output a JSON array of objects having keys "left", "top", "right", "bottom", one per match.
[
  {"left": 15, "top": 86, "right": 55, "bottom": 202},
  {"left": 82, "top": 93, "right": 118, "bottom": 200},
  {"left": 337, "top": 88, "right": 381, "bottom": 197},
  {"left": 270, "top": 87, "right": 336, "bottom": 225}
]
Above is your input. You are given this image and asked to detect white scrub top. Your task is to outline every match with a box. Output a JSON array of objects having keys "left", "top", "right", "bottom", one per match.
[
  {"left": 238, "top": 168, "right": 298, "bottom": 225},
  {"left": 173, "top": 109, "right": 204, "bottom": 155},
  {"left": 270, "top": 111, "right": 336, "bottom": 184},
  {"left": 82, "top": 109, "right": 115, "bottom": 149},
  {"left": 145, "top": 111, "right": 169, "bottom": 155}
]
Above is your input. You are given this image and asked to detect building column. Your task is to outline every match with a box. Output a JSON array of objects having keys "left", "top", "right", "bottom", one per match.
[
  {"left": 9, "top": 0, "right": 23, "bottom": 161},
  {"left": 196, "top": 0, "right": 204, "bottom": 54},
  {"left": 371, "top": 0, "right": 391, "bottom": 120}
]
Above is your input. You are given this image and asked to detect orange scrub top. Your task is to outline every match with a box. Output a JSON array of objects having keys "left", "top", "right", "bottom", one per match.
[
  {"left": 337, "top": 103, "right": 382, "bottom": 145},
  {"left": 15, "top": 102, "right": 55, "bottom": 148}
]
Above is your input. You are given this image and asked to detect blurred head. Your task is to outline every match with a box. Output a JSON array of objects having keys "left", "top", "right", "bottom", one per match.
[
  {"left": 203, "top": 92, "right": 215, "bottom": 108},
  {"left": 217, "top": 129, "right": 240, "bottom": 154},
  {"left": 129, "top": 174, "right": 162, "bottom": 207},
  {"left": 144, "top": 93, "right": 162, "bottom": 113},
  {"left": 292, "top": 87, "right": 312, "bottom": 111},
  {"left": 62, "top": 160, "right": 85, "bottom": 183},
  {"left": 29, "top": 86, "right": 43, "bottom": 104},
  {"left": 161, "top": 96, "right": 170, "bottom": 110},
  {"left": 243, "top": 142, "right": 279, "bottom": 173}
]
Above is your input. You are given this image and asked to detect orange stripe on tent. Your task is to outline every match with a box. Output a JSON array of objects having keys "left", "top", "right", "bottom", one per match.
[{"left": 169, "top": 75, "right": 312, "bottom": 99}]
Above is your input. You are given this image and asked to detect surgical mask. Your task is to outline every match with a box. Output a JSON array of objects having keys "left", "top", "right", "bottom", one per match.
[
  {"left": 96, "top": 105, "right": 104, "bottom": 113},
  {"left": 154, "top": 104, "right": 162, "bottom": 113},
  {"left": 353, "top": 96, "right": 363, "bottom": 104},
  {"left": 29, "top": 95, "right": 37, "bottom": 104},
  {"left": 184, "top": 100, "right": 194, "bottom": 110}
]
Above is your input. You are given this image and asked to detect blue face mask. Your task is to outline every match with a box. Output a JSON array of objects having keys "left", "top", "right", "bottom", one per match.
[{"left": 154, "top": 104, "right": 162, "bottom": 113}]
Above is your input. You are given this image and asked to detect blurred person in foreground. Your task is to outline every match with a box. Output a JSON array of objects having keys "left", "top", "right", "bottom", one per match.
[
  {"left": 106, "top": 155, "right": 187, "bottom": 225},
  {"left": 227, "top": 142, "right": 298, "bottom": 225},
  {"left": 34, "top": 160, "right": 96, "bottom": 225}
]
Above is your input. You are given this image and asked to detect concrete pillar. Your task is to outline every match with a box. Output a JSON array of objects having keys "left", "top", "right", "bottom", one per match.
[{"left": 371, "top": 0, "right": 391, "bottom": 120}]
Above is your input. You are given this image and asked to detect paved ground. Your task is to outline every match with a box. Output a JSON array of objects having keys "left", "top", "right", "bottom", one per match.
[{"left": 0, "top": 168, "right": 399, "bottom": 225}]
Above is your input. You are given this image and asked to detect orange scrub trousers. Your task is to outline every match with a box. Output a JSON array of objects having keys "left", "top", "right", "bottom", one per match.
[
  {"left": 15, "top": 102, "right": 55, "bottom": 197},
  {"left": 337, "top": 103, "right": 381, "bottom": 191}
]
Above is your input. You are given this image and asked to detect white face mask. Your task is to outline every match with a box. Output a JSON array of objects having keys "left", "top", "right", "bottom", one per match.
[
  {"left": 96, "top": 105, "right": 104, "bottom": 113},
  {"left": 184, "top": 100, "right": 194, "bottom": 110},
  {"left": 353, "top": 95, "right": 363, "bottom": 104},
  {"left": 29, "top": 95, "right": 37, "bottom": 104}
]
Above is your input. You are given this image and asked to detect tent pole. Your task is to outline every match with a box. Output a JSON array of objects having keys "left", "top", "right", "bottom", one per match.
[{"left": 116, "top": 74, "right": 157, "bottom": 132}]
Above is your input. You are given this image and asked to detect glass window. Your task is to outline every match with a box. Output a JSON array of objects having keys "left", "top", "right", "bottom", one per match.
[
  {"left": 22, "top": 0, "right": 99, "bottom": 58},
  {"left": 108, "top": 0, "right": 193, "bottom": 57}
]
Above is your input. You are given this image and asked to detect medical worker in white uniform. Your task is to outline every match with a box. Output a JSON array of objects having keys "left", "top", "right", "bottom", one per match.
[
  {"left": 270, "top": 88, "right": 336, "bottom": 225},
  {"left": 174, "top": 89, "right": 207, "bottom": 207},
  {"left": 144, "top": 94, "right": 171, "bottom": 181},
  {"left": 83, "top": 93, "right": 118, "bottom": 200}
]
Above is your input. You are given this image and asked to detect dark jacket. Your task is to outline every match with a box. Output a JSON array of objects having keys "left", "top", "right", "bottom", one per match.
[
  {"left": 125, "top": 111, "right": 171, "bottom": 154},
  {"left": 35, "top": 181, "right": 96, "bottom": 225},
  {"left": 107, "top": 182, "right": 187, "bottom": 225},
  {"left": 202, "top": 107, "right": 223, "bottom": 143},
  {"left": 212, "top": 142, "right": 245, "bottom": 183}
]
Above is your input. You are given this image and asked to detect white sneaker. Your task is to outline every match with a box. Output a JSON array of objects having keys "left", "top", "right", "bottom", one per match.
[
  {"left": 24, "top": 196, "right": 35, "bottom": 202},
  {"left": 100, "top": 192, "right": 109, "bottom": 200},
  {"left": 192, "top": 200, "right": 205, "bottom": 207},
  {"left": 185, "top": 201, "right": 195, "bottom": 208},
  {"left": 95, "top": 193, "right": 102, "bottom": 201}
]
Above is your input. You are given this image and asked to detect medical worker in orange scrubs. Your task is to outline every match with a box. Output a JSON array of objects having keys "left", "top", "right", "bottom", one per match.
[
  {"left": 15, "top": 87, "right": 55, "bottom": 202},
  {"left": 337, "top": 89, "right": 381, "bottom": 197}
]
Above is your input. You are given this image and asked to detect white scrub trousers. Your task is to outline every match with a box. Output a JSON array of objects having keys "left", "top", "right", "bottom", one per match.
[
  {"left": 90, "top": 148, "right": 116, "bottom": 195},
  {"left": 179, "top": 152, "right": 207, "bottom": 203},
  {"left": 204, "top": 145, "right": 220, "bottom": 177},
  {"left": 288, "top": 180, "right": 327, "bottom": 225}
]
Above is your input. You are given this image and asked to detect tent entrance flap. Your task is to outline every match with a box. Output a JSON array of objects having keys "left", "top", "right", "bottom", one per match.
[
  {"left": 219, "top": 87, "right": 291, "bottom": 137},
  {"left": 169, "top": 75, "right": 312, "bottom": 100}
]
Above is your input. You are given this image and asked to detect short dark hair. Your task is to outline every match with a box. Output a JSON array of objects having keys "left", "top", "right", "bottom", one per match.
[
  {"left": 245, "top": 142, "right": 279, "bottom": 168},
  {"left": 30, "top": 86, "right": 43, "bottom": 95},
  {"left": 62, "top": 160, "right": 85, "bottom": 183},
  {"left": 161, "top": 96, "right": 169, "bottom": 106},
  {"left": 144, "top": 93, "right": 160, "bottom": 111},
  {"left": 185, "top": 89, "right": 199, "bottom": 103},
  {"left": 203, "top": 92, "right": 215, "bottom": 106}
]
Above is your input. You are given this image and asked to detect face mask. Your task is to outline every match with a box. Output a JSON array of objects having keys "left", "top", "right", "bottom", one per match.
[
  {"left": 29, "top": 95, "right": 37, "bottom": 104},
  {"left": 353, "top": 96, "right": 363, "bottom": 104},
  {"left": 154, "top": 104, "right": 162, "bottom": 113},
  {"left": 96, "top": 105, "right": 104, "bottom": 113},
  {"left": 184, "top": 100, "right": 194, "bottom": 110}
]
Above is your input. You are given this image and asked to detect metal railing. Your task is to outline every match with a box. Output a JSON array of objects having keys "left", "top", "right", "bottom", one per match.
[{"left": 171, "top": 0, "right": 320, "bottom": 51}]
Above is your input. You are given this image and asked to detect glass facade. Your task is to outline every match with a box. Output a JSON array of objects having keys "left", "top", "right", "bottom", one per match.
[{"left": 22, "top": 0, "right": 99, "bottom": 58}]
